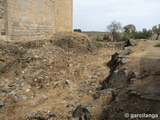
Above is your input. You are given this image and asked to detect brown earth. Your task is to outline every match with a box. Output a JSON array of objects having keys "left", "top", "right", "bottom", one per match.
[
  {"left": 101, "top": 39, "right": 160, "bottom": 120},
  {"left": 0, "top": 32, "right": 118, "bottom": 120},
  {"left": 0, "top": 32, "right": 160, "bottom": 120}
]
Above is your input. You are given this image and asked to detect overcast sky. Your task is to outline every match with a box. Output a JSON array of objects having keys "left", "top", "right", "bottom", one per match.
[{"left": 73, "top": 0, "right": 160, "bottom": 31}]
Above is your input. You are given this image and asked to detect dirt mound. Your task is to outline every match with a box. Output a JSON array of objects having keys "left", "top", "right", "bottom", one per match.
[
  {"left": 50, "top": 32, "right": 95, "bottom": 53},
  {"left": 0, "top": 37, "right": 118, "bottom": 120}
]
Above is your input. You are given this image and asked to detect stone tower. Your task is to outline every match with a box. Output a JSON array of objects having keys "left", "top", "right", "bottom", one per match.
[
  {"left": 54, "top": 0, "right": 73, "bottom": 32},
  {"left": 0, "top": 0, "right": 73, "bottom": 40}
]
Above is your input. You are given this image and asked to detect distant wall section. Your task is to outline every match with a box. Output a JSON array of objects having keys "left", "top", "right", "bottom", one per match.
[{"left": 7, "top": 0, "right": 54, "bottom": 40}]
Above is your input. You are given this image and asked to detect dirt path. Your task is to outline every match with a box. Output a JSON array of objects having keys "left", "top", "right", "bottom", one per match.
[
  {"left": 129, "top": 39, "right": 160, "bottom": 58},
  {"left": 101, "top": 39, "right": 160, "bottom": 120}
]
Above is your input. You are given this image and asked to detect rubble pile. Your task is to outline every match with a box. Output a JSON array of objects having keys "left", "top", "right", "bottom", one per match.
[
  {"left": 72, "top": 39, "right": 160, "bottom": 120},
  {"left": 1, "top": 34, "right": 160, "bottom": 119},
  {"left": 51, "top": 32, "right": 95, "bottom": 53},
  {"left": 0, "top": 32, "right": 116, "bottom": 120}
]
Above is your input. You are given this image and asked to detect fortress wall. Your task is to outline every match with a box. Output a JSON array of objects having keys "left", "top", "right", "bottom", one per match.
[
  {"left": 7, "top": 0, "right": 54, "bottom": 40},
  {"left": 0, "top": 0, "right": 5, "bottom": 35},
  {"left": 54, "top": 0, "right": 73, "bottom": 32},
  {"left": 1, "top": 0, "right": 73, "bottom": 40}
]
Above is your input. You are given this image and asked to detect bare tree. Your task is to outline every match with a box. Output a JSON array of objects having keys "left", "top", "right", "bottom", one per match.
[
  {"left": 152, "top": 24, "right": 160, "bottom": 40},
  {"left": 107, "top": 21, "right": 123, "bottom": 42}
]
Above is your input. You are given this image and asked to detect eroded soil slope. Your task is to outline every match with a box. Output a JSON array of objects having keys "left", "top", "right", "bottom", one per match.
[
  {"left": 102, "top": 39, "right": 160, "bottom": 120},
  {"left": 0, "top": 32, "right": 117, "bottom": 120}
]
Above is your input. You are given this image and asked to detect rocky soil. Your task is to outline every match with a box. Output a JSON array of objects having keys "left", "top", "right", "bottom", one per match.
[
  {"left": 101, "top": 39, "right": 160, "bottom": 119},
  {"left": 0, "top": 32, "right": 118, "bottom": 120},
  {"left": 0, "top": 32, "right": 160, "bottom": 120},
  {"left": 70, "top": 39, "right": 160, "bottom": 120}
]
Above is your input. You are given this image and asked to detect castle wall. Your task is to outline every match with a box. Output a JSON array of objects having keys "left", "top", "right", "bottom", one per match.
[
  {"left": 1, "top": 0, "right": 73, "bottom": 40},
  {"left": 7, "top": 0, "right": 54, "bottom": 40},
  {"left": 0, "top": 0, "right": 5, "bottom": 35},
  {"left": 54, "top": 0, "right": 73, "bottom": 32}
]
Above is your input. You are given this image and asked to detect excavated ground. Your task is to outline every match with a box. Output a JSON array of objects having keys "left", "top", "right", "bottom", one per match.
[
  {"left": 0, "top": 32, "right": 118, "bottom": 120},
  {"left": 1, "top": 32, "right": 159, "bottom": 120},
  {"left": 101, "top": 39, "right": 160, "bottom": 120}
]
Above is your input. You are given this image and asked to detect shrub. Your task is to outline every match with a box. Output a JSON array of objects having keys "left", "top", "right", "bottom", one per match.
[
  {"left": 74, "top": 29, "right": 82, "bottom": 32},
  {"left": 103, "top": 34, "right": 112, "bottom": 42},
  {"left": 116, "top": 35, "right": 129, "bottom": 42},
  {"left": 94, "top": 42, "right": 103, "bottom": 49},
  {"left": 134, "top": 32, "right": 146, "bottom": 39},
  {"left": 96, "top": 36, "right": 103, "bottom": 41},
  {"left": 132, "top": 29, "right": 153, "bottom": 39},
  {"left": 88, "top": 34, "right": 91, "bottom": 37}
]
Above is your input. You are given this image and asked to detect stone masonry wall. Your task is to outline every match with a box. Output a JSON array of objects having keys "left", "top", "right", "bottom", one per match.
[
  {"left": 54, "top": 0, "right": 73, "bottom": 32},
  {"left": 8, "top": 0, "right": 54, "bottom": 40},
  {"left": 0, "top": 0, "right": 5, "bottom": 35}
]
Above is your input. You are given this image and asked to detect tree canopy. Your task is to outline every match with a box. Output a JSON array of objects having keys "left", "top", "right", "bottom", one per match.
[
  {"left": 105, "top": 21, "right": 158, "bottom": 41},
  {"left": 152, "top": 24, "right": 160, "bottom": 40},
  {"left": 123, "top": 24, "right": 136, "bottom": 34},
  {"left": 106, "top": 21, "right": 123, "bottom": 41}
]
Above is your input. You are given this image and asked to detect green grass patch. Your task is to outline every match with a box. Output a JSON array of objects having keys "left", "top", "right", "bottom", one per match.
[{"left": 94, "top": 42, "right": 103, "bottom": 49}]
